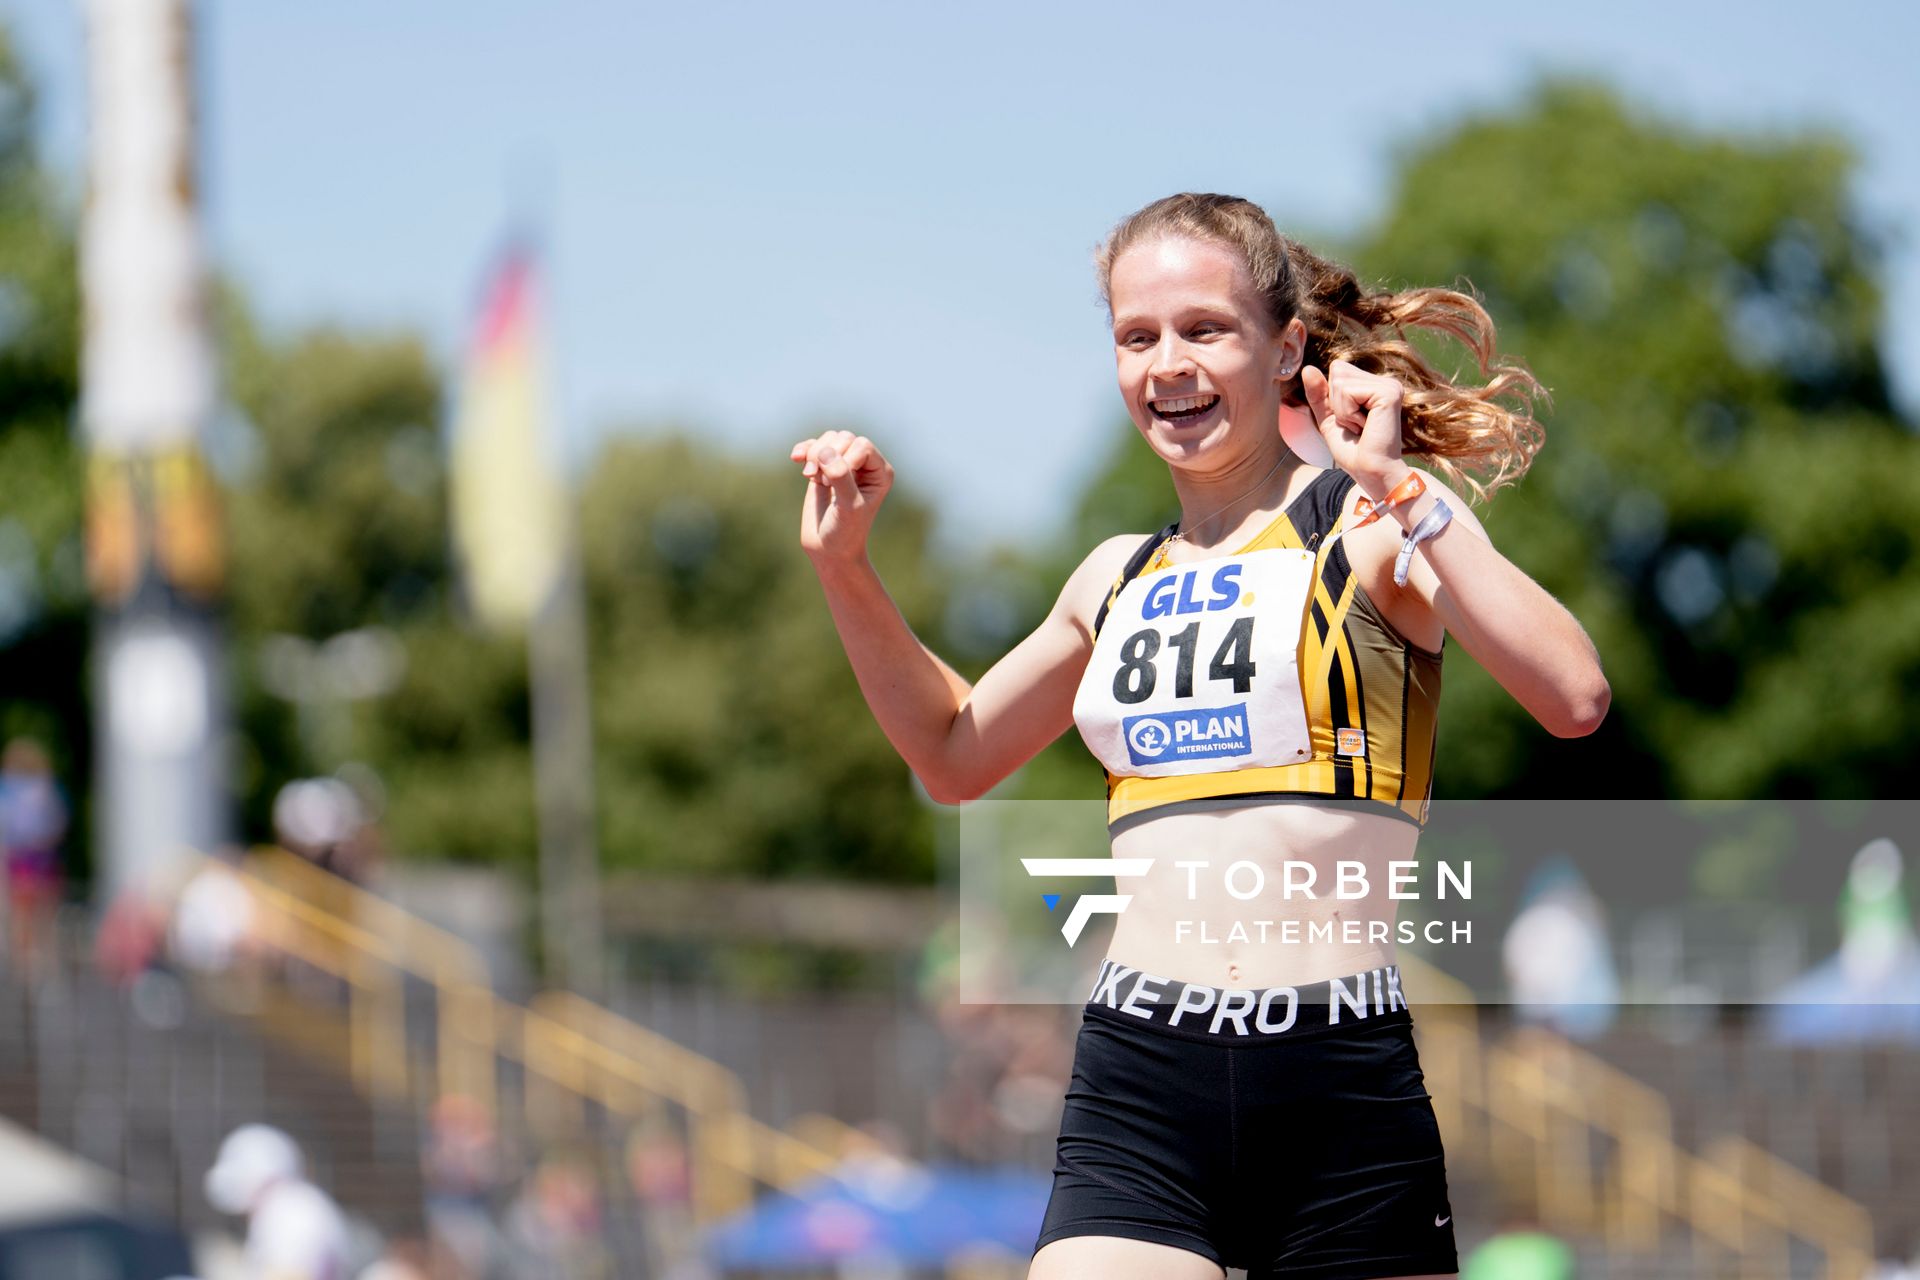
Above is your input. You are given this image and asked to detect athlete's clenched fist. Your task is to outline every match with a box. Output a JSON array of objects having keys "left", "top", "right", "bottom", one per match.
[
  {"left": 790, "top": 430, "right": 894, "bottom": 563},
  {"left": 1299, "top": 359, "right": 1408, "bottom": 498}
]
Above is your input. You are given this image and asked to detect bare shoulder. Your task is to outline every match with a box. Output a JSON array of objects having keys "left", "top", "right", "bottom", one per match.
[
  {"left": 1084, "top": 531, "right": 1154, "bottom": 576},
  {"left": 1054, "top": 532, "right": 1157, "bottom": 644}
]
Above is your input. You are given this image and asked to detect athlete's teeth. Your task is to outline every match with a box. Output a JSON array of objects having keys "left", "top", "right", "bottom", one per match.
[{"left": 1155, "top": 396, "right": 1218, "bottom": 414}]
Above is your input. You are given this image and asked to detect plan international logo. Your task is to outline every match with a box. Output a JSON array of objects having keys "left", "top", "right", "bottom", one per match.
[{"left": 1123, "top": 704, "right": 1252, "bottom": 765}]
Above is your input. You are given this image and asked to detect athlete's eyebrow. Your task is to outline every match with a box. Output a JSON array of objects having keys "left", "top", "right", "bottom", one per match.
[{"left": 1112, "top": 304, "right": 1235, "bottom": 332}]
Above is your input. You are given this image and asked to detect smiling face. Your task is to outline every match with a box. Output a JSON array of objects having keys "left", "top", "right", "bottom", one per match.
[{"left": 1108, "top": 235, "right": 1303, "bottom": 470}]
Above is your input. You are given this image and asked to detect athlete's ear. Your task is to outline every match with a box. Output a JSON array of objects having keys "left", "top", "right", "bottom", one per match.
[{"left": 1274, "top": 317, "right": 1307, "bottom": 389}]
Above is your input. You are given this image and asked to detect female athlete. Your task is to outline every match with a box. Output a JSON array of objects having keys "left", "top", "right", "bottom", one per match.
[{"left": 790, "top": 193, "right": 1608, "bottom": 1280}]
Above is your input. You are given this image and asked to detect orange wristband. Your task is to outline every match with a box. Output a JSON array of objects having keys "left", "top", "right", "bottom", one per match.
[{"left": 1350, "top": 471, "right": 1426, "bottom": 529}]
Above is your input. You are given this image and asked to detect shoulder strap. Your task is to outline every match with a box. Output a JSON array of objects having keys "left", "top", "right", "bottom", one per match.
[
  {"left": 1092, "top": 521, "right": 1180, "bottom": 640},
  {"left": 1294, "top": 468, "right": 1356, "bottom": 551}
]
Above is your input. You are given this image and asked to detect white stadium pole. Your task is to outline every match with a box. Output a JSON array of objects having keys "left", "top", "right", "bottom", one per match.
[{"left": 82, "top": 0, "right": 229, "bottom": 900}]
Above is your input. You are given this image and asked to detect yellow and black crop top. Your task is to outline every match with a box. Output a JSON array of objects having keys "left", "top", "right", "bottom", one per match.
[{"left": 1070, "top": 467, "right": 1441, "bottom": 835}]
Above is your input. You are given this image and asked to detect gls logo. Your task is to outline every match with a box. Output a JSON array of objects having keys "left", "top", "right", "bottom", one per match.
[
  {"left": 1021, "top": 858, "right": 1155, "bottom": 946},
  {"left": 1141, "top": 564, "right": 1242, "bottom": 619}
]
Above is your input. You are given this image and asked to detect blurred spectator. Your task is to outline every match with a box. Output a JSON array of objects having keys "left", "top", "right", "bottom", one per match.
[
  {"left": 93, "top": 881, "right": 168, "bottom": 990},
  {"left": 927, "top": 997, "right": 1071, "bottom": 1164},
  {"left": 918, "top": 915, "right": 1074, "bottom": 1164},
  {"left": 0, "top": 737, "right": 68, "bottom": 974},
  {"left": 1766, "top": 838, "right": 1920, "bottom": 1043},
  {"left": 625, "top": 1117, "right": 702, "bottom": 1279},
  {"left": 171, "top": 849, "right": 258, "bottom": 977},
  {"left": 273, "top": 776, "right": 382, "bottom": 886},
  {"left": 1462, "top": 1218, "right": 1576, "bottom": 1279},
  {"left": 1837, "top": 838, "right": 1917, "bottom": 983},
  {"left": 421, "top": 1093, "right": 505, "bottom": 1280},
  {"left": 503, "top": 1155, "right": 608, "bottom": 1279},
  {"left": 329, "top": 763, "right": 391, "bottom": 888},
  {"left": 927, "top": 999, "right": 1009, "bottom": 1161},
  {"left": 205, "top": 1123, "right": 351, "bottom": 1280},
  {"left": 988, "top": 1006, "right": 1073, "bottom": 1138},
  {"left": 1502, "top": 855, "right": 1619, "bottom": 1040},
  {"left": 356, "top": 1238, "right": 432, "bottom": 1280}
]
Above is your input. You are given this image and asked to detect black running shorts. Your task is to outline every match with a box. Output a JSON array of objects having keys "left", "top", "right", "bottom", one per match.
[{"left": 1033, "top": 960, "right": 1459, "bottom": 1279}]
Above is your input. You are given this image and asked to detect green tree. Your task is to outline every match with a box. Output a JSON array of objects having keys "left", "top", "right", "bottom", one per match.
[
  {"left": 0, "top": 28, "right": 86, "bottom": 859},
  {"left": 1060, "top": 80, "right": 1919, "bottom": 807},
  {"left": 580, "top": 432, "right": 945, "bottom": 883},
  {"left": 219, "top": 299, "right": 540, "bottom": 860}
]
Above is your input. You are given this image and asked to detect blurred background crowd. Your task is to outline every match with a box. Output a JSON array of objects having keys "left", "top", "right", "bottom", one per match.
[{"left": 0, "top": 0, "right": 1917, "bottom": 1276}]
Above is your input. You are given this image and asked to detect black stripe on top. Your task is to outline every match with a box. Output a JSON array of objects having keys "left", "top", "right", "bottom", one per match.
[{"left": 1091, "top": 520, "right": 1180, "bottom": 641}]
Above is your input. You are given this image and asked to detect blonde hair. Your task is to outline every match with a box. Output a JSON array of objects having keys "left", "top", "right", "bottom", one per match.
[{"left": 1094, "top": 193, "right": 1547, "bottom": 502}]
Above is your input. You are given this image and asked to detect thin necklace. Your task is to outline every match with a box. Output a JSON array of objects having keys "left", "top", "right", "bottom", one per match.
[{"left": 1157, "top": 449, "right": 1295, "bottom": 563}]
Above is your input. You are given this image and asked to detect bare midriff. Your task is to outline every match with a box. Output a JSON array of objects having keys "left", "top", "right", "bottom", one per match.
[{"left": 1105, "top": 800, "right": 1420, "bottom": 990}]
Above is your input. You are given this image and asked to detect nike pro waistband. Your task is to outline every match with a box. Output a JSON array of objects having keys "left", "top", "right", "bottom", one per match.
[{"left": 1084, "top": 958, "right": 1411, "bottom": 1041}]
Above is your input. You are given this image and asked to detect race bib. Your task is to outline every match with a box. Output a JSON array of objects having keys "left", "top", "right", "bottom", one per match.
[{"left": 1073, "top": 547, "right": 1315, "bottom": 777}]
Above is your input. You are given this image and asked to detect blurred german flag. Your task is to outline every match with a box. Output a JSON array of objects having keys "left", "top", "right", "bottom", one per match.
[{"left": 450, "top": 242, "right": 566, "bottom": 632}]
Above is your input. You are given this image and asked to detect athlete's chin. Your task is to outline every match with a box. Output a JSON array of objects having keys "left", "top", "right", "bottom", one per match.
[{"left": 1139, "top": 418, "right": 1236, "bottom": 463}]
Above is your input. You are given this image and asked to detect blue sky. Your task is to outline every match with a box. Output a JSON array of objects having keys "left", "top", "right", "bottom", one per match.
[{"left": 6, "top": 0, "right": 1916, "bottom": 553}]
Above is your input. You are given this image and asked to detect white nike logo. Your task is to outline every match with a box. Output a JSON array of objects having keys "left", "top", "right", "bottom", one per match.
[{"left": 1434, "top": 1214, "right": 1451, "bottom": 1227}]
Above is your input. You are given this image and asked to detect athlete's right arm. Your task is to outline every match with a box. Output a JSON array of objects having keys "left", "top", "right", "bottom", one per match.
[{"left": 792, "top": 430, "right": 1136, "bottom": 804}]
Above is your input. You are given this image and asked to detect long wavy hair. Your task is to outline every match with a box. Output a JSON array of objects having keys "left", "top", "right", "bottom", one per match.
[{"left": 1094, "top": 192, "right": 1547, "bottom": 502}]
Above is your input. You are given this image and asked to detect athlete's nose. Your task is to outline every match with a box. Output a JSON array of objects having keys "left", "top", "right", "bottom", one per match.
[{"left": 1149, "top": 334, "right": 1197, "bottom": 383}]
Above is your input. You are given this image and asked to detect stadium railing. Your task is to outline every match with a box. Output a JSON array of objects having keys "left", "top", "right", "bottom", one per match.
[{"left": 199, "top": 846, "right": 850, "bottom": 1222}]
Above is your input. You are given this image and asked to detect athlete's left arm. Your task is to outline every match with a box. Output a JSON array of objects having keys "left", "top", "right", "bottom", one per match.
[
  {"left": 1301, "top": 359, "right": 1610, "bottom": 739},
  {"left": 1385, "top": 467, "right": 1611, "bottom": 738}
]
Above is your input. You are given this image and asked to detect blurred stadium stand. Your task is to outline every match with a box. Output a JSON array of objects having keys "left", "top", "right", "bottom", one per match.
[
  {"left": 0, "top": 908, "right": 426, "bottom": 1242},
  {"left": 0, "top": 851, "right": 1914, "bottom": 1276}
]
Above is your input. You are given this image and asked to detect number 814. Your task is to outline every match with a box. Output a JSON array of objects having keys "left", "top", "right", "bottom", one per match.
[{"left": 1112, "top": 618, "right": 1256, "bottom": 705}]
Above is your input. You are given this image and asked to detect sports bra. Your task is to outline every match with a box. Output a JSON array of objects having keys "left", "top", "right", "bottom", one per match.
[{"left": 1070, "top": 467, "right": 1442, "bottom": 836}]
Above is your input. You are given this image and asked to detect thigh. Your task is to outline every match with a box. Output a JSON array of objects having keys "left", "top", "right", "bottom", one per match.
[{"left": 1029, "top": 1234, "right": 1225, "bottom": 1280}]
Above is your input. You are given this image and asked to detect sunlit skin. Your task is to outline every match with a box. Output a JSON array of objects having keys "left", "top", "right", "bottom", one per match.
[
  {"left": 1108, "top": 235, "right": 1306, "bottom": 508},
  {"left": 791, "top": 230, "right": 1607, "bottom": 1280}
]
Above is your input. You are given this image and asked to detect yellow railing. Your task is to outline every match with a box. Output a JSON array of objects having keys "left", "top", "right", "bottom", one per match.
[
  {"left": 189, "top": 847, "right": 847, "bottom": 1222},
  {"left": 246, "top": 846, "right": 497, "bottom": 1104},
  {"left": 1401, "top": 953, "right": 1875, "bottom": 1278}
]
